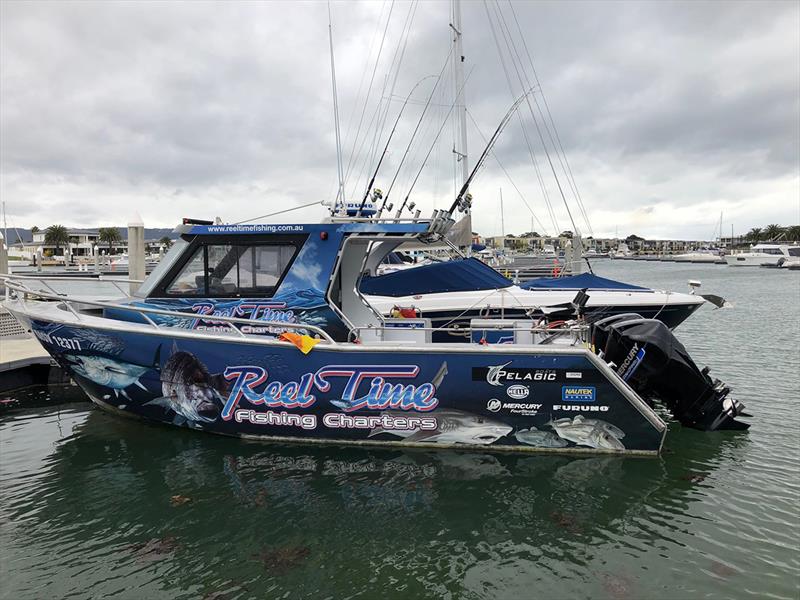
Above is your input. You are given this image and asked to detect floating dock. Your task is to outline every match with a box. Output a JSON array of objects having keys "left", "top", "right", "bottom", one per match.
[{"left": 0, "top": 308, "right": 64, "bottom": 392}]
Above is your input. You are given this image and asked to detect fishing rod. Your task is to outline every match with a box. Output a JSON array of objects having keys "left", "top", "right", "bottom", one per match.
[
  {"left": 446, "top": 88, "right": 532, "bottom": 217},
  {"left": 356, "top": 74, "right": 438, "bottom": 217},
  {"left": 381, "top": 47, "right": 454, "bottom": 207},
  {"left": 396, "top": 67, "right": 475, "bottom": 218}
]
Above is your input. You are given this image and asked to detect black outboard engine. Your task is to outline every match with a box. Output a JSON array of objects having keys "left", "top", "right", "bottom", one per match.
[
  {"left": 590, "top": 313, "right": 645, "bottom": 356},
  {"left": 591, "top": 317, "right": 749, "bottom": 431}
]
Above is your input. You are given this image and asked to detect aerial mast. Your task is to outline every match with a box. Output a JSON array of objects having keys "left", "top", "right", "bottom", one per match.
[{"left": 328, "top": 1, "right": 346, "bottom": 213}]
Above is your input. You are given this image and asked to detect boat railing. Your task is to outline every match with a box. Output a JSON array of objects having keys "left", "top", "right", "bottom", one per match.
[
  {"left": 0, "top": 272, "right": 144, "bottom": 297},
  {"left": 351, "top": 322, "right": 588, "bottom": 345},
  {"left": 2, "top": 276, "right": 338, "bottom": 345}
]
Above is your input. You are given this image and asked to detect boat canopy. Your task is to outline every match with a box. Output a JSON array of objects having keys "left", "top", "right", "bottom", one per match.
[
  {"left": 361, "top": 257, "right": 512, "bottom": 297},
  {"left": 520, "top": 273, "right": 646, "bottom": 291}
]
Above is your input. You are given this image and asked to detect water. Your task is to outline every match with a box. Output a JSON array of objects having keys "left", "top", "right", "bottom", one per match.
[{"left": 1, "top": 261, "right": 798, "bottom": 600}]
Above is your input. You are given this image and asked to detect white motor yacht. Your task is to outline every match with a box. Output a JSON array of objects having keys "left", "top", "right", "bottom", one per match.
[
  {"left": 724, "top": 244, "right": 800, "bottom": 267},
  {"left": 673, "top": 247, "right": 722, "bottom": 264}
]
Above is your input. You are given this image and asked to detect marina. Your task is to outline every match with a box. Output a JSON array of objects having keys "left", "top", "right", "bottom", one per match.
[
  {"left": 1, "top": 260, "right": 798, "bottom": 599},
  {"left": 1, "top": 0, "right": 798, "bottom": 598}
]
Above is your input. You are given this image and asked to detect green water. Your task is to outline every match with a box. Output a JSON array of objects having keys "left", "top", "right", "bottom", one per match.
[{"left": 1, "top": 261, "right": 798, "bottom": 599}]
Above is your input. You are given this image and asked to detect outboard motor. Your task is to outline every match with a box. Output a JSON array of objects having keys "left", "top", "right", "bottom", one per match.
[
  {"left": 589, "top": 313, "right": 644, "bottom": 356},
  {"left": 596, "top": 317, "right": 749, "bottom": 431}
]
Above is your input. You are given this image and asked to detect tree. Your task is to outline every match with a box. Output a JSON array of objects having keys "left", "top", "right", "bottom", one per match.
[
  {"left": 159, "top": 236, "right": 173, "bottom": 249},
  {"left": 44, "top": 225, "right": 69, "bottom": 255},
  {"left": 763, "top": 224, "right": 785, "bottom": 241},
  {"left": 560, "top": 230, "right": 574, "bottom": 239},
  {"left": 745, "top": 227, "right": 762, "bottom": 242},
  {"left": 30, "top": 226, "right": 39, "bottom": 234},
  {"left": 785, "top": 225, "right": 800, "bottom": 242},
  {"left": 98, "top": 227, "right": 122, "bottom": 255}
]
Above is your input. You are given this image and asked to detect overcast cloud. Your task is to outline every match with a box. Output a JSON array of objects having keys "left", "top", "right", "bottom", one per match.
[{"left": 1, "top": 0, "right": 798, "bottom": 240}]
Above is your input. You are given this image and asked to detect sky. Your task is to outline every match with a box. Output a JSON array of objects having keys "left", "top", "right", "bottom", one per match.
[{"left": 1, "top": 0, "right": 798, "bottom": 240}]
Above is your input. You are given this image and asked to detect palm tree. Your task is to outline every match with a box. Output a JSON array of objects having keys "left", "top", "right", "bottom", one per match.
[
  {"left": 159, "top": 236, "right": 173, "bottom": 250},
  {"left": 763, "top": 224, "right": 785, "bottom": 241},
  {"left": 30, "top": 225, "right": 39, "bottom": 234},
  {"left": 745, "top": 227, "right": 762, "bottom": 242},
  {"left": 44, "top": 224, "right": 69, "bottom": 256},
  {"left": 98, "top": 227, "right": 122, "bottom": 255},
  {"left": 785, "top": 225, "right": 800, "bottom": 242}
]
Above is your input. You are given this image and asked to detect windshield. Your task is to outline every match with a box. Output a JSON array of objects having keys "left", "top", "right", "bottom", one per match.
[
  {"left": 135, "top": 238, "right": 189, "bottom": 298},
  {"left": 788, "top": 247, "right": 800, "bottom": 257}
]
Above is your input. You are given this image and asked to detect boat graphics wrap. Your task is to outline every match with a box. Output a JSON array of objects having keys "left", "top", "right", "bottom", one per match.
[
  {"left": 106, "top": 289, "right": 349, "bottom": 341},
  {"left": 27, "top": 319, "right": 665, "bottom": 454}
]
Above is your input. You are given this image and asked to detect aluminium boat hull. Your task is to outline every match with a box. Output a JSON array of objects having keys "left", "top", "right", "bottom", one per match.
[{"left": 9, "top": 302, "right": 666, "bottom": 455}]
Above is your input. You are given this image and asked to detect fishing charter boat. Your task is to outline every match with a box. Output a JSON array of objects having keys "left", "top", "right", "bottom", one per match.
[
  {"left": 2, "top": 205, "right": 748, "bottom": 456},
  {"left": 1, "top": 89, "right": 748, "bottom": 454}
]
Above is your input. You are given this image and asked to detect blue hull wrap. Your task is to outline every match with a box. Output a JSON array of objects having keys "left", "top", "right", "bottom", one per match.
[{"left": 27, "top": 319, "right": 665, "bottom": 454}]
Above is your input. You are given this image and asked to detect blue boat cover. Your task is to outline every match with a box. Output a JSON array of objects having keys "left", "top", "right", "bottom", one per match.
[
  {"left": 471, "top": 243, "right": 487, "bottom": 252},
  {"left": 361, "top": 258, "right": 513, "bottom": 297},
  {"left": 519, "top": 272, "right": 647, "bottom": 290}
]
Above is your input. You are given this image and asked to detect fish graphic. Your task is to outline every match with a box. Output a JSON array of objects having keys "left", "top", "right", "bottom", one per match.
[
  {"left": 369, "top": 409, "right": 512, "bottom": 445},
  {"left": 145, "top": 349, "right": 225, "bottom": 425},
  {"left": 63, "top": 348, "right": 160, "bottom": 399},
  {"left": 515, "top": 427, "right": 569, "bottom": 448},
  {"left": 549, "top": 416, "right": 626, "bottom": 450}
]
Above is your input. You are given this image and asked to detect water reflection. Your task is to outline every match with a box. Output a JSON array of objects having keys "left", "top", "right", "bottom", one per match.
[{"left": 0, "top": 405, "right": 749, "bottom": 600}]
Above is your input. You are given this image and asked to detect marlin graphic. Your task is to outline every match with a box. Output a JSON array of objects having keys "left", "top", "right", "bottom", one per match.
[{"left": 63, "top": 346, "right": 161, "bottom": 400}]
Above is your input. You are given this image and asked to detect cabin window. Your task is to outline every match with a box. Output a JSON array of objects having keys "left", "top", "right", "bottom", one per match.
[
  {"left": 788, "top": 248, "right": 800, "bottom": 257},
  {"left": 162, "top": 242, "right": 300, "bottom": 297},
  {"left": 206, "top": 244, "right": 239, "bottom": 294},
  {"left": 165, "top": 246, "right": 206, "bottom": 295}
]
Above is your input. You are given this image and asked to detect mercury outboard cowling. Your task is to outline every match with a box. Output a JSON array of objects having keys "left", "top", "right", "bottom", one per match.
[
  {"left": 594, "top": 317, "right": 749, "bottom": 431},
  {"left": 590, "top": 313, "right": 644, "bottom": 356}
]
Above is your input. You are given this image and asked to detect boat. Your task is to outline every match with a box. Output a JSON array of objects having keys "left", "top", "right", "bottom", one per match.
[
  {"left": 609, "top": 242, "right": 632, "bottom": 259},
  {"left": 540, "top": 244, "right": 558, "bottom": 258},
  {"left": 361, "top": 261, "right": 706, "bottom": 336},
  {"left": 672, "top": 247, "right": 722, "bottom": 263},
  {"left": 582, "top": 248, "right": 609, "bottom": 259},
  {"left": 2, "top": 203, "right": 748, "bottom": 456},
  {"left": 724, "top": 244, "right": 800, "bottom": 267}
]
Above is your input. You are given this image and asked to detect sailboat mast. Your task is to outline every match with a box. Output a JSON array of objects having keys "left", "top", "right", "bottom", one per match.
[
  {"left": 328, "top": 1, "right": 345, "bottom": 212},
  {"left": 450, "top": 0, "right": 471, "bottom": 252}
]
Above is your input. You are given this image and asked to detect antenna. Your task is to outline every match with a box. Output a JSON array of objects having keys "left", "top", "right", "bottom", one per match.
[{"left": 328, "top": 1, "right": 345, "bottom": 213}]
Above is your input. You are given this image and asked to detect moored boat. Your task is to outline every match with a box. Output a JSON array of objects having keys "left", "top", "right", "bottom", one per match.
[
  {"left": 724, "top": 244, "right": 800, "bottom": 267},
  {"left": 2, "top": 206, "right": 748, "bottom": 456}
]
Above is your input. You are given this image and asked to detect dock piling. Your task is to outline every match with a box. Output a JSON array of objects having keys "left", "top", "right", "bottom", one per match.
[{"left": 128, "top": 215, "right": 145, "bottom": 295}]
